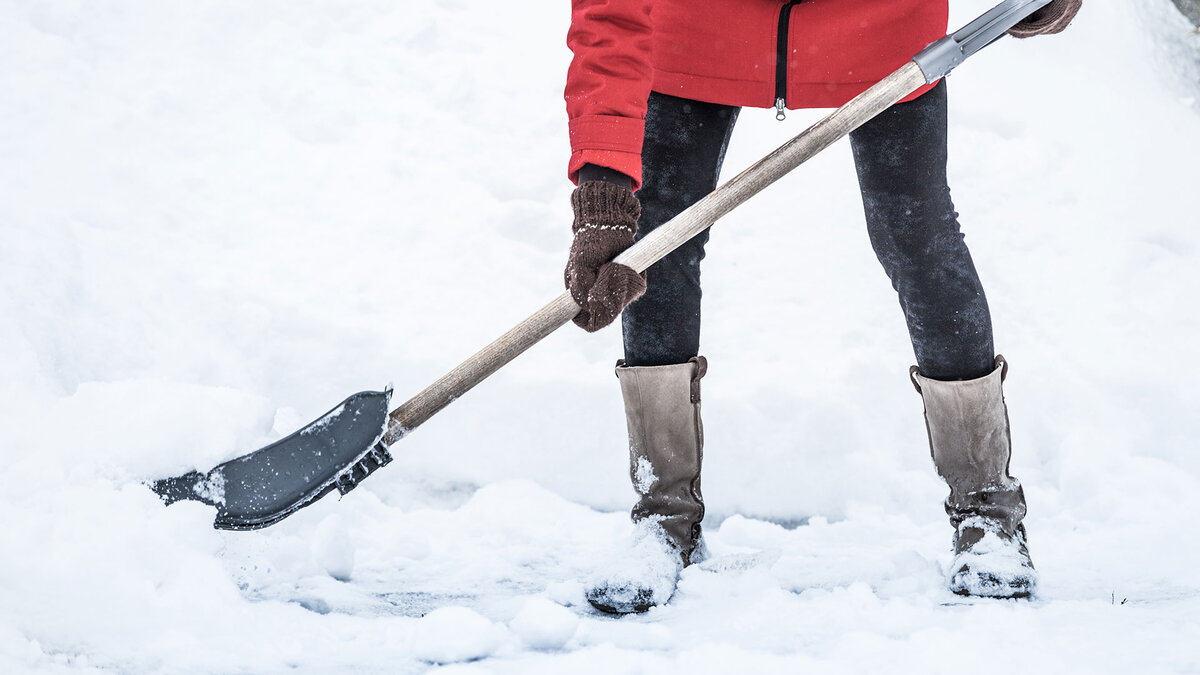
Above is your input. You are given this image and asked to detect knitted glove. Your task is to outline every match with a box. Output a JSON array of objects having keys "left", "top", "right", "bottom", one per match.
[
  {"left": 1007, "top": 0, "right": 1081, "bottom": 38},
  {"left": 564, "top": 181, "right": 646, "bottom": 332}
]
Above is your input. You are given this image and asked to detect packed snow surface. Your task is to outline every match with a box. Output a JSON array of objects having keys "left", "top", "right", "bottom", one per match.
[{"left": 2, "top": 0, "right": 1199, "bottom": 673}]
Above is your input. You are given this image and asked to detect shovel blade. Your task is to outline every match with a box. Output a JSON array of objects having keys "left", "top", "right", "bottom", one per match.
[{"left": 150, "top": 389, "right": 393, "bottom": 530}]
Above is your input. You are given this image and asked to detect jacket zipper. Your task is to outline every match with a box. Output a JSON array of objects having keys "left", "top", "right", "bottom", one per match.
[{"left": 775, "top": 0, "right": 804, "bottom": 120}]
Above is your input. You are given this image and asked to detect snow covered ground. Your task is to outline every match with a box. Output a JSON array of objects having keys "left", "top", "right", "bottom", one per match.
[{"left": 2, "top": 0, "right": 1199, "bottom": 672}]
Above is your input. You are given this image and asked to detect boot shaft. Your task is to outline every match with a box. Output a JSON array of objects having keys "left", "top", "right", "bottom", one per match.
[
  {"left": 911, "top": 355, "right": 1026, "bottom": 531},
  {"left": 912, "top": 355, "right": 1037, "bottom": 596},
  {"left": 616, "top": 356, "right": 706, "bottom": 564}
]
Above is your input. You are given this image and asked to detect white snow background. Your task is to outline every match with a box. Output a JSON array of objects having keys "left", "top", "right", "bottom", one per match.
[{"left": 2, "top": 0, "right": 1199, "bottom": 672}]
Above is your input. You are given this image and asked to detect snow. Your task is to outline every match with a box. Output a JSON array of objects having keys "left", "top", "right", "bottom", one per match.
[
  {"left": 632, "top": 455, "right": 657, "bottom": 494},
  {"left": 409, "top": 607, "right": 507, "bottom": 665},
  {"left": 510, "top": 597, "right": 580, "bottom": 651},
  {"left": 947, "top": 517, "right": 1038, "bottom": 598},
  {"left": 299, "top": 403, "right": 346, "bottom": 436},
  {"left": 190, "top": 469, "right": 225, "bottom": 505},
  {"left": 2, "top": 0, "right": 1200, "bottom": 673},
  {"left": 585, "top": 519, "right": 683, "bottom": 614},
  {"left": 311, "top": 515, "right": 356, "bottom": 582}
]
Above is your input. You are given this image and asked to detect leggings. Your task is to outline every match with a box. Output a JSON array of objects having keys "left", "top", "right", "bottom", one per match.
[{"left": 621, "top": 79, "right": 996, "bottom": 381}]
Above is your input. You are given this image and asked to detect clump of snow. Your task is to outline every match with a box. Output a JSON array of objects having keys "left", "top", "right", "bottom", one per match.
[
  {"left": 585, "top": 519, "right": 682, "bottom": 613},
  {"left": 409, "top": 607, "right": 508, "bottom": 664},
  {"left": 510, "top": 597, "right": 579, "bottom": 650},
  {"left": 632, "top": 455, "right": 657, "bottom": 494},
  {"left": 947, "top": 517, "right": 1038, "bottom": 598},
  {"left": 193, "top": 470, "right": 226, "bottom": 505},
  {"left": 311, "top": 515, "right": 355, "bottom": 581},
  {"left": 544, "top": 580, "right": 587, "bottom": 607}
]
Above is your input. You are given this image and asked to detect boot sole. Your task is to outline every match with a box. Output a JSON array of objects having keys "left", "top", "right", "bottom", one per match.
[
  {"left": 950, "top": 571, "right": 1036, "bottom": 599},
  {"left": 586, "top": 587, "right": 658, "bottom": 615}
]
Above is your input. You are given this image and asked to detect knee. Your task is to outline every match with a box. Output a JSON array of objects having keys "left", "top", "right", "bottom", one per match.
[{"left": 865, "top": 192, "right": 963, "bottom": 263}]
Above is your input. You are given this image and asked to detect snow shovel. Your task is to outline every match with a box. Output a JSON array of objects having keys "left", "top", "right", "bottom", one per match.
[{"left": 151, "top": 0, "right": 1055, "bottom": 530}]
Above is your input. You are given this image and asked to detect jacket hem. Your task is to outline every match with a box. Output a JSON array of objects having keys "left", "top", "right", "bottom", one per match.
[{"left": 652, "top": 69, "right": 938, "bottom": 110}]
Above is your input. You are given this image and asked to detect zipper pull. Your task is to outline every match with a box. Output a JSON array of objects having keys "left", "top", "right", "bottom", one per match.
[{"left": 774, "top": 97, "right": 786, "bottom": 121}]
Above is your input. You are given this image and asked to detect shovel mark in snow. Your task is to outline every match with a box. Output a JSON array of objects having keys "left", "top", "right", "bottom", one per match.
[{"left": 377, "top": 591, "right": 479, "bottom": 618}]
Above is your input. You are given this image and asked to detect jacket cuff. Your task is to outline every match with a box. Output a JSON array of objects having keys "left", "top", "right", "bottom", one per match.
[{"left": 568, "top": 114, "right": 645, "bottom": 190}]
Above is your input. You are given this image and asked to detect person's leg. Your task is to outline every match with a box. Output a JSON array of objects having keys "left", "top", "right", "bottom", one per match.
[
  {"left": 588, "top": 92, "right": 738, "bottom": 615},
  {"left": 851, "top": 80, "right": 1037, "bottom": 598},
  {"left": 849, "top": 79, "right": 994, "bottom": 381},
  {"left": 622, "top": 92, "right": 739, "bottom": 367}
]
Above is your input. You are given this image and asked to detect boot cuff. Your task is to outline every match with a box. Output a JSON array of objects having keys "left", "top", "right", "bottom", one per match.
[{"left": 910, "top": 355, "right": 1007, "bottom": 394}]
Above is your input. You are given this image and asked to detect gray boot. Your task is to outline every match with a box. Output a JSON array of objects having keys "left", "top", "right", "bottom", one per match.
[
  {"left": 911, "top": 355, "right": 1038, "bottom": 598},
  {"left": 586, "top": 357, "right": 706, "bottom": 614}
]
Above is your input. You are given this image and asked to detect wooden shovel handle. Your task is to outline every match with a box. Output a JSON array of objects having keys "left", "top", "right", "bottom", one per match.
[
  {"left": 383, "top": 62, "right": 928, "bottom": 444},
  {"left": 613, "top": 62, "right": 927, "bottom": 274}
]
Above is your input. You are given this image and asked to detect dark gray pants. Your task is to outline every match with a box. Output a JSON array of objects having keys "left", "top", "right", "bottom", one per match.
[{"left": 622, "top": 80, "right": 995, "bottom": 381}]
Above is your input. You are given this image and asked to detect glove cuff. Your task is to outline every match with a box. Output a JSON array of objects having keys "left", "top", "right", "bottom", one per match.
[
  {"left": 1008, "top": 0, "right": 1081, "bottom": 38},
  {"left": 571, "top": 181, "right": 641, "bottom": 236}
]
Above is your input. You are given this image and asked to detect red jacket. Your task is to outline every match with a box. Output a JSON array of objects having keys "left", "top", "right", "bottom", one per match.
[{"left": 566, "top": 0, "right": 949, "bottom": 189}]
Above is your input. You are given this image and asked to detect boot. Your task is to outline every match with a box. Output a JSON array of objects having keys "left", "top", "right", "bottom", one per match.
[
  {"left": 911, "top": 355, "right": 1038, "bottom": 598},
  {"left": 586, "top": 357, "right": 707, "bottom": 614}
]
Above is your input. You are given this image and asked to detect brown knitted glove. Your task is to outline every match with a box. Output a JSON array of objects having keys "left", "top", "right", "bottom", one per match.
[
  {"left": 1007, "top": 0, "right": 1081, "bottom": 38},
  {"left": 564, "top": 181, "right": 646, "bottom": 332}
]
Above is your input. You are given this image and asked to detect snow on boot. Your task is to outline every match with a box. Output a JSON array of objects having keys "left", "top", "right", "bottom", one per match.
[
  {"left": 586, "top": 519, "right": 687, "bottom": 614},
  {"left": 586, "top": 357, "right": 707, "bottom": 614},
  {"left": 949, "top": 515, "right": 1037, "bottom": 598},
  {"left": 911, "top": 355, "right": 1039, "bottom": 599}
]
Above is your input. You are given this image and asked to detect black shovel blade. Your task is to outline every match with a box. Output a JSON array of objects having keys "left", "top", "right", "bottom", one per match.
[{"left": 150, "top": 389, "right": 393, "bottom": 530}]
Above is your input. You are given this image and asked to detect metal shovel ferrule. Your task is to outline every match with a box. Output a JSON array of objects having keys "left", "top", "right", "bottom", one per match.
[{"left": 914, "top": 0, "right": 1053, "bottom": 83}]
